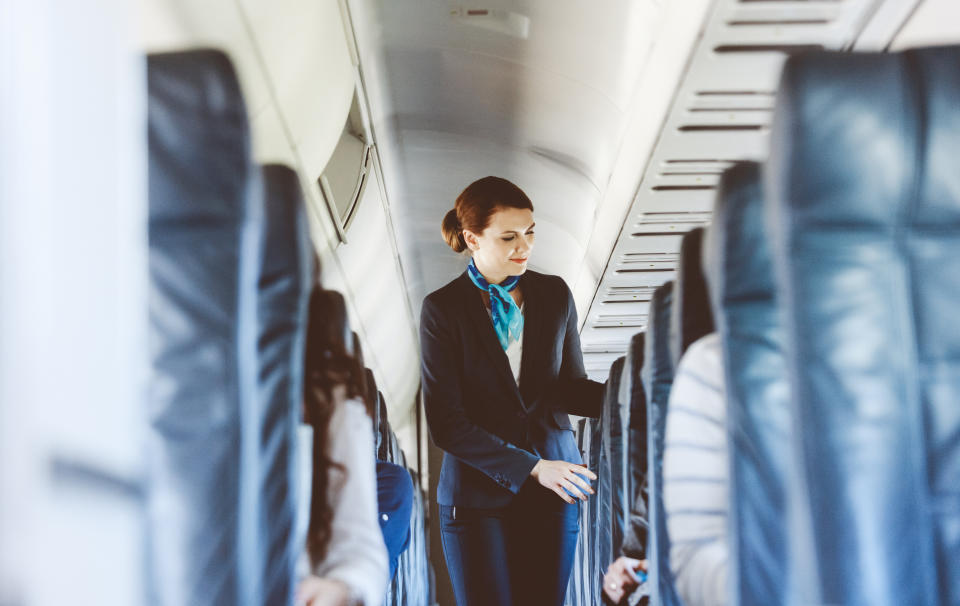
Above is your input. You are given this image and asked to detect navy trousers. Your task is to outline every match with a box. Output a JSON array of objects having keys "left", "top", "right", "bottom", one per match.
[{"left": 439, "top": 481, "right": 580, "bottom": 606}]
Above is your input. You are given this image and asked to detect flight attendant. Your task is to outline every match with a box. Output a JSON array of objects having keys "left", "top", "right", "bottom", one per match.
[{"left": 420, "top": 176, "right": 604, "bottom": 606}]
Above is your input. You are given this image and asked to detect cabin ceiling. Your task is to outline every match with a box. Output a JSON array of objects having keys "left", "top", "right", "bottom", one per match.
[
  {"left": 353, "top": 0, "right": 959, "bottom": 380},
  {"left": 353, "top": 0, "right": 693, "bottom": 307}
]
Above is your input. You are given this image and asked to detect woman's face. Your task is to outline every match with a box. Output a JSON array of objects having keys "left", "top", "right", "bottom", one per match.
[{"left": 464, "top": 207, "right": 535, "bottom": 283}]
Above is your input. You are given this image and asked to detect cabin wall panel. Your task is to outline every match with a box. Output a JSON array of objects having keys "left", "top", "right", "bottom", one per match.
[
  {"left": 322, "top": 164, "right": 421, "bottom": 449},
  {"left": 140, "top": 0, "right": 421, "bottom": 450}
]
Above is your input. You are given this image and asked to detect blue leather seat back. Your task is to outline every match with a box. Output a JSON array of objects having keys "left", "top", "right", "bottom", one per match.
[
  {"left": 670, "top": 228, "right": 715, "bottom": 369},
  {"left": 768, "top": 46, "right": 960, "bottom": 606},
  {"left": 313, "top": 290, "right": 353, "bottom": 358},
  {"left": 255, "top": 164, "right": 313, "bottom": 606},
  {"left": 587, "top": 415, "right": 603, "bottom": 600},
  {"left": 705, "top": 162, "right": 790, "bottom": 606},
  {"left": 643, "top": 281, "right": 684, "bottom": 606},
  {"left": 626, "top": 332, "right": 649, "bottom": 555},
  {"left": 147, "top": 50, "right": 259, "bottom": 606},
  {"left": 613, "top": 355, "right": 631, "bottom": 557},
  {"left": 366, "top": 367, "right": 385, "bottom": 455},
  {"left": 569, "top": 418, "right": 589, "bottom": 605},
  {"left": 599, "top": 356, "right": 625, "bottom": 569}
]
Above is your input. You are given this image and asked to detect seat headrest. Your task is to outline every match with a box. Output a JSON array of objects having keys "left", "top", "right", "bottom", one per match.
[
  {"left": 147, "top": 50, "right": 252, "bottom": 225},
  {"left": 626, "top": 332, "right": 646, "bottom": 425},
  {"left": 705, "top": 162, "right": 770, "bottom": 316},
  {"left": 260, "top": 164, "right": 312, "bottom": 282},
  {"left": 770, "top": 45, "right": 960, "bottom": 235},
  {"left": 351, "top": 332, "right": 363, "bottom": 367},
  {"left": 608, "top": 355, "right": 626, "bottom": 410},
  {"left": 670, "top": 228, "right": 715, "bottom": 369},
  {"left": 307, "top": 290, "right": 353, "bottom": 358},
  {"left": 643, "top": 281, "right": 675, "bottom": 393},
  {"left": 617, "top": 348, "right": 632, "bottom": 413},
  {"left": 366, "top": 367, "right": 382, "bottom": 450},
  {"left": 365, "top": 367, "right": 378, "bottom": 405}
]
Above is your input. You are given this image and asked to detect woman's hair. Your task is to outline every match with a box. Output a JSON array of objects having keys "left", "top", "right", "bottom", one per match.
[
  {"left": 302, "top": 287, "right": 374, "bottom": 565},
  {"left": 441, "top": 176, "right": 534, "bottom": 253}
]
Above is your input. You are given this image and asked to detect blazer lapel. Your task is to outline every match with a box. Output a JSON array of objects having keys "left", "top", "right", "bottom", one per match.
[
  {"left": 518, "top": 272, "right": 544, "bottom": 407},
  {"left": 459, "top": 274, "right": 524, "bottom": 405}
]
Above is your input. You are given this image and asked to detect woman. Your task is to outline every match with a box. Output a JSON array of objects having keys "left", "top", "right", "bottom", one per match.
[
  {"left": 420, "top": 176, "right": 604, "bottom": 606},
  {"left": 296, "top": 289, "right": 388, "bottom": 606}
]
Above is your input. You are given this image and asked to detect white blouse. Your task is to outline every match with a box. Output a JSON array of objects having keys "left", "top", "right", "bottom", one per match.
[
  {"left": 488, "top": 303, "right": 524, "bottom": 384},
  {"left": 296, "top": 398, "right": 388, "bottom": 606},
  {"left": 506, "top": 323, "right": 523, "bottom": 384}
]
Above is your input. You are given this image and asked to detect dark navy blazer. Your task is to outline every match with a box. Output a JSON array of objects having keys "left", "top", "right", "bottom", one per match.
[{"left": 420, "top": 269, "right": 604, "bottom": 508}]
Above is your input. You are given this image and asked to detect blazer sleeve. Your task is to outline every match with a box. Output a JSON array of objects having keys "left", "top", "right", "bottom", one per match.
[
  {"left": 554, "top": 282, "right": 605, "bottom": 418},
  {"left": 420, "top": 295, "right": 540, "bottom": 494}
]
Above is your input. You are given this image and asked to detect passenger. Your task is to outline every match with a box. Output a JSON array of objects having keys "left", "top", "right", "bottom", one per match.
[
  {"left": 296, "top": 289, "right": 389, "bottom": 606},
  {"left": 602, "top": 476, "right": 649, "bottom": 605},
  {"left": 420, "top": 176, "right": 604, "bottom": 606},
  {"left": 375, "top": 459, "right": 414, "bottom": 582},
  {"left": 662, "top": 332, "right": 727, "bottom": 606}
]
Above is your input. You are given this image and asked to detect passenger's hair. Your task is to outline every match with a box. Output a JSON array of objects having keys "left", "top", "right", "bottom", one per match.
[
  {"left": 302, "top": 287, "right": 373, "bottom": 566},
  {"left": 441, "top": 176, "right": 534, "bottom": 253}
]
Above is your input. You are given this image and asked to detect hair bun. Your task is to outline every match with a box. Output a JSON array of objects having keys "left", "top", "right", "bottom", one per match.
[{"left": 441, "top": 208, "right": 467, "bottom": 253}]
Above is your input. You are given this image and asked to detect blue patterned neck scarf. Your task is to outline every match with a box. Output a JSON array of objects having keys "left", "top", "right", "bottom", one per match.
[{"left": 467, "top": 258, "right": 523, "bottom": 350}]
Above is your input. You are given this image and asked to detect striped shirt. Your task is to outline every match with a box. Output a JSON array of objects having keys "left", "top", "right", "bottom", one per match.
[{"left": 663, "top": 333, "right": 728, "bottom": 606}]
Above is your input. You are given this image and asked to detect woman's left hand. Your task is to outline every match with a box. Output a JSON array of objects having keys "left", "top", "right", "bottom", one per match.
[
  {"left": 296, "top": 575, "right": 352, "bottom": 606},
  {"left": 530, "top": 459, "right": 597, "bottom": 503}
]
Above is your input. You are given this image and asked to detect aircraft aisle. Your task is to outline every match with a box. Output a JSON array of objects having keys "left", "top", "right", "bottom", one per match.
[{"left": 1, "top": 0, "right": 960, "bottom": 605}]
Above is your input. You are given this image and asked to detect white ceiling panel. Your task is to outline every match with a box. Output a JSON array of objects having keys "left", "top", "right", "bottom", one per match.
[
  {"left": 579, "top": 0, "right": 924, "bottom": 380},
  {"left": 351, "top": 0, "right": 669, "bottom": 308}
]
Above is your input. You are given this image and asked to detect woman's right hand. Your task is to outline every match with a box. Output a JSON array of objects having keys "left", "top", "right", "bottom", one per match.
[{"left": 530, "top": 459, "right": 596, "bottom": 504}]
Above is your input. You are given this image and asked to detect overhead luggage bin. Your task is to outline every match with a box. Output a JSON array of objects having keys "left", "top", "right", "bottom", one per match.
[
  {"left": 705, "top": 162, "right": 790, "bottom": 606},
  {"left": 146, "top": 49, "right": 260, "bottom": 606},
  {"left": 768, "top": 45, "right": 960, "bottom": 606}
]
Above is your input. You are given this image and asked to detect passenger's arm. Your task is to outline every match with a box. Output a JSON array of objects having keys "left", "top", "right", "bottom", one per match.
[
  {"left": 420, "top": 296, "right": 540, "bottom": 493},
  {"left": 311, "top": 399, "right": 388, "bottom": 606},
  {"left": 663, "top": 334, "right": 728, "bottom": 606},
  {"left": 553, "top": 282, "right": 604, "bottom": 418}
]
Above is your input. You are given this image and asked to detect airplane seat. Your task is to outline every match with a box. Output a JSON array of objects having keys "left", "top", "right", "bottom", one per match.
[
  {"left": 625, "top": 332, "right": 649, "bottom": 558},
  {"left": 569, "top": 417, "right": 588, "bottom": 606},
  {"left": 311, "top": 290, "right": 353, "bottom": 358},
  {"left": 670, "top": 227, "right": 715, "bottom": 369},
  {"left": 768, "top": 45, "right": 960, "bottom": 606},
  {"left": 375, "top": 391, "right": 394, "bottom": 462},
  {"left": 643, "top": 281, "right": 684, "bottom": 606},
  {"left": 365, "top": 367, "right": 384, "bottom": 454},
  {"left": 599, "top": 356, "right": 626, "bottom": 572},
  {"left": 255, "top": 164, "right": 314, "bottom": 606},
  {"left": 615, "top": 354, "right": 632, "bottom": 555},
  {"left": 577, "top": 414, "right": 601, "bottom": 602},
  {"left": 146, "top": 49, "right": 260, "bottom": 606},
  {"left": 704, "top": 162, "right": 790, "bottom": 606},
  {"left": 352, "top": 331, "right": 364, "bottom": 366}
]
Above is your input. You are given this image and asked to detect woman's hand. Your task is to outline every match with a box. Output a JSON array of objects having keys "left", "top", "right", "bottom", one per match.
[
  {"left": 530, "top": 459, "right": 596, "bottom": 504},
  {"left": 603, "top": 557, "right": 647, "bottom": 604},
  {"left": 295, "top": 575, "right": 352, "bottom": 606}
]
